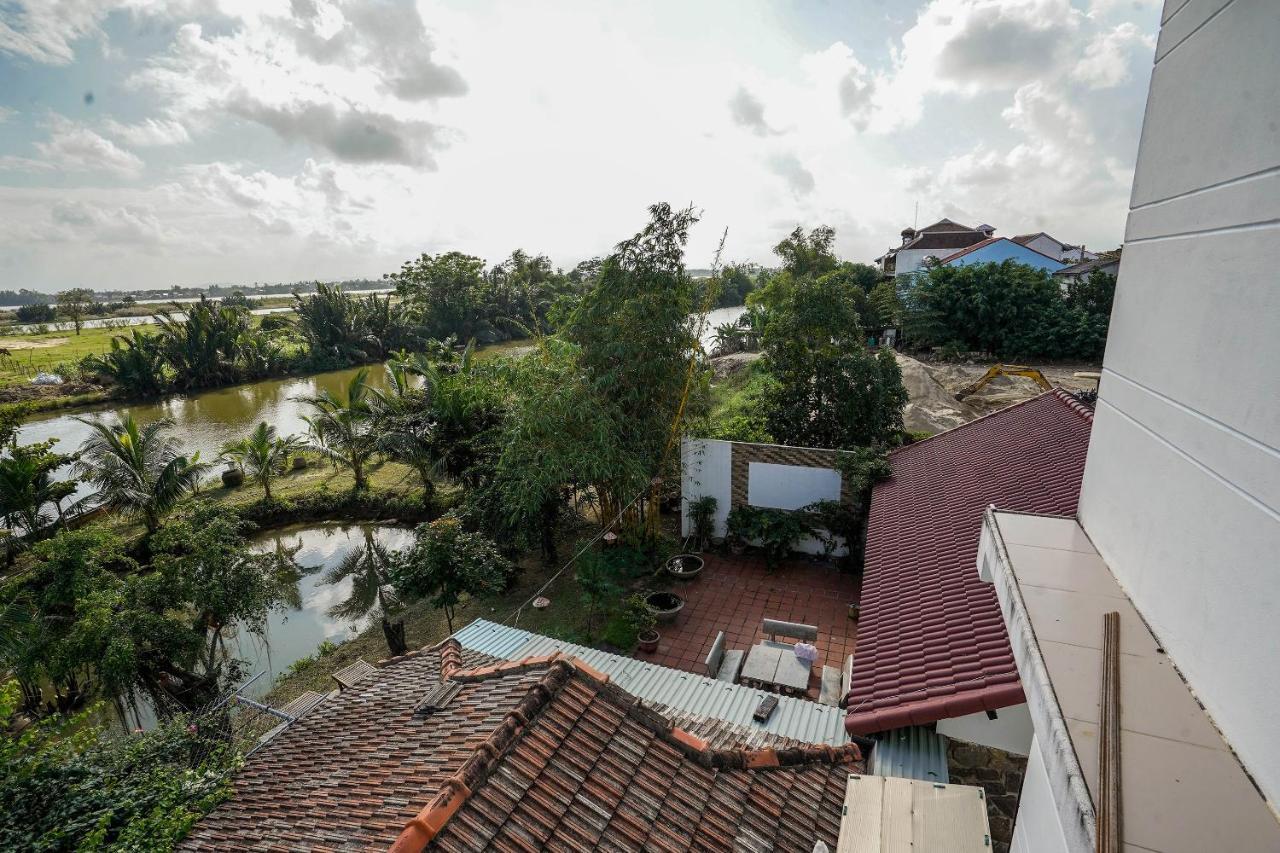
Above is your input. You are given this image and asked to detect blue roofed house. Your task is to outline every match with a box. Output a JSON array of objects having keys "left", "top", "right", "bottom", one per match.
[{"left": 935, "top": 236, "right": 1067, "bottom": 273}]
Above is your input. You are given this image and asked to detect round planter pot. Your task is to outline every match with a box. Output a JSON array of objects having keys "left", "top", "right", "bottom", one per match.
[
  {"left": 728, "top": 540, "right": 747, "bottom": 556},
  {"left": 644, "top": 591, "right": 686, "bottom": 624},
  {"left": 221, "top": 466, "right": 244, "bottom": 488},
  {"left": 666, "top": 554, "right": 705, "bottom": 581},
  {"left": 291, "top": 455, "right": 309, "bottom": 471},
  {"left": 637, "top": 629, "right": 660, "bottom": 654}
]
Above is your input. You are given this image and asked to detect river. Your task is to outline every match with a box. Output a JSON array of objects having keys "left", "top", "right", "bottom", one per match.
[
  {"left": 18, "top": 362, "right": 402, "bottom": 512},
  {"left": 20, "top": 306, "right": 748, "bottom": 511}
]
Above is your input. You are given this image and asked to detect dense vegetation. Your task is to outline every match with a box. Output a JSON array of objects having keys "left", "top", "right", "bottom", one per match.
[{"left": 895, "top": 261, "right": 1116, "bottom": 360}]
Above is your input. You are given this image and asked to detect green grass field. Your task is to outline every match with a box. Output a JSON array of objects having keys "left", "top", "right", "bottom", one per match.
[{"left": 0, "top": 326, "right": 123, "bottom": 388}]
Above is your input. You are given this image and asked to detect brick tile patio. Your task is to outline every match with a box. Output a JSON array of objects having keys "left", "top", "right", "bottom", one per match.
[{"left": 643, "top": 553, "right": 861, "bottom": 699}]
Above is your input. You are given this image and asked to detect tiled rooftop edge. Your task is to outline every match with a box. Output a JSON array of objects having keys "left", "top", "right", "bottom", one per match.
[
  {"left": 389, "top": 654, "right": 866, "bottom": 853},
  {"left": 886, "top": 387, "right": 1086, "bottom": 460}
]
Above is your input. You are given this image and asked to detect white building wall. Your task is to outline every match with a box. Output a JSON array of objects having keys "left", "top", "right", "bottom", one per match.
[
  {"left": 1077, "top": 0, "right": 1280, "bottom": 805},
  {"left": 892, "top": 247, "right": 937, "bottom": 276},
  {"left": 1010, "top": 734, "right": 1074, "bottom": 853},
  {"left": 680, "top": 438, "right": 845, "bottom": 556},
  {"left": 936, "top": 703, "right": 1034, "bottom": 757}
]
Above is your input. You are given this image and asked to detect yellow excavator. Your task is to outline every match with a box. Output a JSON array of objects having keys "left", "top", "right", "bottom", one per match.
[{"left": 954, "top": 364, "right": 1053, "bottom": 401}]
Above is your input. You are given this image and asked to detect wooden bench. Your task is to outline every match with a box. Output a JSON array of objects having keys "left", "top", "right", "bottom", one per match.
[{"left": 705, "top": 630, "right": 745, "bottom": 683}]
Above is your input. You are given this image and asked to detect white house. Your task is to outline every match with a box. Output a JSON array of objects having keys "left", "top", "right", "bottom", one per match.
[
  {"left": 875, "top": 218, "right": 993, "bottom": 277},
  {"left": 1010, "top": 232, "right": 1097, "bottom": 263},
  {"left": 978, "top": 1, "right": 1280, "bottom": 850}
]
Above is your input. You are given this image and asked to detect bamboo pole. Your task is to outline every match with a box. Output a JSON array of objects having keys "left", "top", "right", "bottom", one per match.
[{"left": 1097, "top": 611, "right": 1122, "bottom": 853}]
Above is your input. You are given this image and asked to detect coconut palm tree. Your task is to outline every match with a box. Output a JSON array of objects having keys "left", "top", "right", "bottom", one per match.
[
  {"left": 72, "top": 415, "right": 209, "bottom": 534},
  {"left": 220, "top": 421, "right": 304, "bottom": 502},
  {"left": 298, "top": 368, "right": 378, "bottom": 490}
]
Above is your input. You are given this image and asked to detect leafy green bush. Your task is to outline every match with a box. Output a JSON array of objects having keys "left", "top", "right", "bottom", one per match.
[
  {"left": 0, "top": 680, "right": 239, "bottom": 851},
  {"left": 726, "top": 505, "right": 811, "bottom": 570},
  {"left": 686, "top": 495, "right": 717, "bottom": 549}
]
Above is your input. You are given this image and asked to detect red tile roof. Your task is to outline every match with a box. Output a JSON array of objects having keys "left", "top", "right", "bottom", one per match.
[
  {"left": 183, "top": 641, "right": 866, "bottom": 851},
  {"left": 843, "top": 390, "right": 1093, "bottom": 735}
]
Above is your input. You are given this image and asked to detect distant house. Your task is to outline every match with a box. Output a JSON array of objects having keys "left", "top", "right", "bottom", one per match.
[
  {"left": 875, "top": 218, "right": 994, "bottom": 277},
  {"left": 935, "top": 237, "right": 1067, "bottom": 273},
  {"left": 1010, "top": 232, "right": 1096, "bottom": 262},
  {"left": 1052, "top": 250, "right": 1121, "bottom": 286}
]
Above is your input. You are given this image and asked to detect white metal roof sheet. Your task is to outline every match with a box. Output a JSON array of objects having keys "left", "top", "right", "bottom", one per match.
[{"left": 453, "top": 618, "right": 849, "bottom": 746}]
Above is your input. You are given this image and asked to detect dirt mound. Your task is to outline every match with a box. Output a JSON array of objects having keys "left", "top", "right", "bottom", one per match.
[
  {"left": 894, "top": 352, "right": 982, "bottom": 435},
  {"left": 710, "top": 351, "right": 762, "bottom": 378}
]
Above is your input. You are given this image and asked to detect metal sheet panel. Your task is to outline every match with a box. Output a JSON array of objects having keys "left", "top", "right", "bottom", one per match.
[
  {"left": 869, "top": 726, "right": 950, "bottom": 783},
  {"left": 453, "top": 618, "right": 849, "bottom": 746}
]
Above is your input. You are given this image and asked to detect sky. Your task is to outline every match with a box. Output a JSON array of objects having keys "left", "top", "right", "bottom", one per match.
[{"left": 0, "top": 0, "right": 1162, "bottom": 292}]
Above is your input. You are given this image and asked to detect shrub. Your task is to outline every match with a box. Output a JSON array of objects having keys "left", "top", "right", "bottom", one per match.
[
  {"left": 686, "top": 495, "right": 717, "bottom": 549},
  {"left": 725, "top": 505, "right": 810, "bottom": 570}
]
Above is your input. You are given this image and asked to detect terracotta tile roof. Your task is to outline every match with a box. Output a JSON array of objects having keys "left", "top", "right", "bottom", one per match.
[
  {"left": 843, "top": 391, "right": 1093, "bottom": 735},
  {"left": 184, "top": 640, "right": 866, "bottom": 851}
]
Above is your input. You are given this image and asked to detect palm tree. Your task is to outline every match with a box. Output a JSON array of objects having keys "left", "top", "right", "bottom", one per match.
[
  {"left": 72, "top": 415, "right": 209, "bottom": 534},
  {"left": 220, "top": 421, "right": 303, "bottom": 502},
  {"left": 81, "top": 329, "right": 169, "bottom": 398},
  {"left": 324, "top": 529, "right": 405, "bottom": 655},
  {"left": 0, "top": 439, "right": 76, "bottom": 541},
  {"left": 298, "top": 368, "right": 378, "bottom": 490}
]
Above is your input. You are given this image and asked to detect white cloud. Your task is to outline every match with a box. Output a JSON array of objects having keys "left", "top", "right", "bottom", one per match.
[
  {"left": 130, "top": 2, "right": 465, "bottom": 168},
  {"left": 32, "top": 116, "right": 146, "bottom": 177},
  {"left": 48, "top": 199, "right": 168, "bottom": 245},
  {"left": 1072, "top": 23, "right": 1156, "bottom": 89},
  {"left": 102, "top": 116, "right": 191, "bottom": 146},
  {"left": 0, "top": 0, "right": 107, "bottom": 65}
]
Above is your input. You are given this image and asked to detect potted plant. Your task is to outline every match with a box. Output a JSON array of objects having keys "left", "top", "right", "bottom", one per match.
[
  {"left": 686, "top": 495, "right": 718, "bottom": 552},
  {"left": 626, "top": 594, "right": 659, "bottom": 653},
  {"left": 221, "top": 464, "right": 244, "bottom": 488},
  {"left": 726, "top": 505, "right": 810, "bottom": 570},
  {"left": 642, "top": 589, "right": 686, "bottom": 624},
  {"left": 665, "top": 553, "right": 705, "bottom": 581}
]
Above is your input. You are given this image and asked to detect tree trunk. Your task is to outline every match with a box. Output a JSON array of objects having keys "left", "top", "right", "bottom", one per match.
[
  {"left": 381, "top": 617, "right": 407, "bottom": 656},
  {"left": 263, "top": 477, "right": 272, "bottom": 502}
]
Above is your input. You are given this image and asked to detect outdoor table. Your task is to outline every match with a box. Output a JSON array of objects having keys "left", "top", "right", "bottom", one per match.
[{"left": 741, "top": 641, "right": 813, "bottom": 694}]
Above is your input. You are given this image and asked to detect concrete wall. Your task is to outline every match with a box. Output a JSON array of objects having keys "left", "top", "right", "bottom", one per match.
[
  {"left": 1078, "top": 0, "right": 1280, "bottom": 805},
  {"left": 892, "top": 247, "right": 938, "bottom": 276},
  {"left": 1010, "top": 735, "right": 1073, "bottom": 853},
  {"left": 944, "top": 239, "right": 1066, "bottom": 272},
  {"left": 680, "top": 438, "right": 845, "bottom": 556},
  {"left": 937, "top": 703, "right": 1034, "bottom": 757}
]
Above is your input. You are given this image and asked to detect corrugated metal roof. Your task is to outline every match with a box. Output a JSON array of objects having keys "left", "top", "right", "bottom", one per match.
[
  {"left": 869, "top": 726, "right": 950, "bottom": 783},
  {"left": 453, "top": 619, "right": 848, "bottom": 746}
]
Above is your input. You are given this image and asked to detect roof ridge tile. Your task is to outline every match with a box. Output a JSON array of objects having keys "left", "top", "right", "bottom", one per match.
[{"left": 390, "top": 653, "right": 865, "bottom": 851}]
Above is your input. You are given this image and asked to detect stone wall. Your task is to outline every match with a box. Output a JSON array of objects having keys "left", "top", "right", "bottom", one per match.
[{"left": 948, "top": 739, "right": 1027, "bottom": 853}]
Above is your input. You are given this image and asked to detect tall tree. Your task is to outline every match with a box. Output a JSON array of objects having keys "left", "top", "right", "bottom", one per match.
[
  {"left": 72, "top": 415, "right": 208, "bottom": 534},
  {"left": 55, "top": 288, "right": 95, "bottom": 335},
  {"left": 760, "top": 275, "right": 907, "bottom": 450},
  {"left": 563, "top": 203, "right": 704, "bottom": 530}
]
